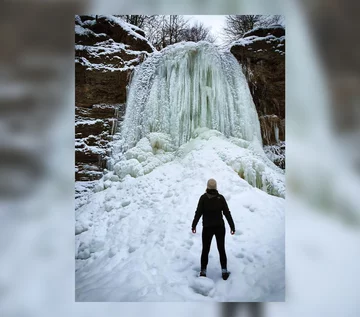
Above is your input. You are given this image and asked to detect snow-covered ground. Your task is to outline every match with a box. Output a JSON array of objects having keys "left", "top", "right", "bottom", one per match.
[{"left": 75, "top": 129, "right": 285, "bottom": 302}]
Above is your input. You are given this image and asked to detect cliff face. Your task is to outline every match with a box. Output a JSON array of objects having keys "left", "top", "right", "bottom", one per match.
[
  {"left": 75, "top": 15, "right": 154, "bottom": 181},
  {"left": 75, "top": 15, "right": 153, "bottom": 107},
  {"left": 230, "top": 25, "right": 285, "bottom": 168}
]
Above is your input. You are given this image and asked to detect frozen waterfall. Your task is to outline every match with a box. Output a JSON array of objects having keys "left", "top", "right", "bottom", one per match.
[
  {"left": 107, "top": 41, "right": 284, "bottom": 198},
  {"left": 119, "top": 41, "right": 262, "bottom": 150}
]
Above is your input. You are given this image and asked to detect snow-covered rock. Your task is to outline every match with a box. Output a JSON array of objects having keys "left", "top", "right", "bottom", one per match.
[
  {"left": 75, "top": 15, "right": 154, "bottom": 107},
  {"left": 75, "top": 15, "right": 155, "bottom": 181},
  {"left": 264, "top": 141, "right": 285, "bottom": 169},
  {"left": 231, "top": 25, "right": 285, "bottom": 167},
  {"left": 75, "top": 104, "right": 125, "bottom": 181}
]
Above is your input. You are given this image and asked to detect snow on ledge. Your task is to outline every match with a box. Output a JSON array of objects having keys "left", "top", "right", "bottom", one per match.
[
  {"left": 97, "top": 15, "right": 156, "bottom": 52},
  {"left": 243, "top": 25, "right": 285, "bottom": 38},
  {"left": 232, "top": 35, "right": 285, "bottom": 47}
]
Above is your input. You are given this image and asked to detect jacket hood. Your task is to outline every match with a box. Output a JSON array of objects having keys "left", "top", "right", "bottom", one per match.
[{"left": 206, "top": 188, "right": 219, "bottom": 198}]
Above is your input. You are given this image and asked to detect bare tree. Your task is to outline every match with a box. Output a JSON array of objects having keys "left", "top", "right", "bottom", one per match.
[
  {"left": 165, "top": 15, "right": 189, "bottom": 46},
  {"left": 180, "top": 22, "right": 215, "bottom": 43},
  {"left": 142, "top": 15, "right": 191, "bottom": 50},
  {"left": 260, "top": 15, "right": 283, "bottom": 27},
  {"left": 223, "top": 15, "right": 283, "bottom": 44},
  {"left": 116, "top": 15, "right": 218, "bottom": 50},
  {"left": 144, "top": 15, "right": 167, "bottom": 50}
]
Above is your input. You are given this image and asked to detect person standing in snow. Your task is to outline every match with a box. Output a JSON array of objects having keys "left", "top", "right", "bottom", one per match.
[{"left": 191, "top": 178, "right": 235, "bottom": 280}]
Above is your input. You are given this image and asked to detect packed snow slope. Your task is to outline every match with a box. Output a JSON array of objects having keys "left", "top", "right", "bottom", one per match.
[
  {"left": 75, "top": 42, "right": 285, "bottom": 302},
  {"left": 76, "top": 129, "right": 285, "bottom": 302}
]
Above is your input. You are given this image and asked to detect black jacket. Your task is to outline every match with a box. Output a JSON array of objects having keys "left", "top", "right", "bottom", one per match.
[{"left": 191, "top": 189, "right": 235, "bottom": 232}]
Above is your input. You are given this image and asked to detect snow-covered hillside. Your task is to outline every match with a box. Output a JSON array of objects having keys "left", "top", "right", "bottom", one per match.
[{"left": 75, "top": 41, "right": 285, "bottom": 302}]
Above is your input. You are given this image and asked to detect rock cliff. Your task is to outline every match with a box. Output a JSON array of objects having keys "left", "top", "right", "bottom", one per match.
[
  {"left": 231, "top": 25, "right": 285, "bottom": 168},
  {"left": 75, "top": 15, "right": 154, "bottom": 181}
]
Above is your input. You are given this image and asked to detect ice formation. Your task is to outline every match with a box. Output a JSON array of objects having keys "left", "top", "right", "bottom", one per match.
[
  {"left": 119, "top": 41, "right": 262, "bottom": 150},
  {"left": 110, "top": 41, "right": 284, "bottom": 197}
]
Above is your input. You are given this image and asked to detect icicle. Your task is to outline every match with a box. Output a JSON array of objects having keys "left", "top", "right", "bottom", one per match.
[{"left": 274, "top": 123, "right": 279, "bottom": 143}]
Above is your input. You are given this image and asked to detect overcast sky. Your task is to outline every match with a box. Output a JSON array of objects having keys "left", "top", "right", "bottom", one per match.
[{"left": 186, "top": 15, "right": 227, "bottom": 45}]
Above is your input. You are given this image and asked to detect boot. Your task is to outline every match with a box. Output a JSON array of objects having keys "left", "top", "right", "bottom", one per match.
[{"left": 222, "top": 268, "right": 230, "bottom": 280}]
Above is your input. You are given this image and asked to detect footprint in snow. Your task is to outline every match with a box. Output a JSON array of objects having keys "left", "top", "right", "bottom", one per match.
[
  {"left": 128, "top": 246, "right": 137, "bottom": 253},
  {"left": 254, "top": 254, "right": 262, "bottom": 261},
  {"left": 192, "top": 265, "right": 200, "bottom": 272},
  {"left": 236, "top": 253, "right": 245, "bottom": 259},
  {"left": 164, "top": 191, "right": 173, "bottom": 198},
  {"left": 145, "top": 227, "right": 154, "bottom": 235},
  {"left": 244, "top": 205, "right": 256, "bottom": 212},
  {"left": 121, "top": 200, "right": 131, "bottom": 207},
  {"left": 185, "top": 240, "right": 194, "bottom": 248},
  {"left": 108, "top": 248, "right": 117, "bottom": 258},
  {"left": 246, "top": 256, "right": 254, "bottom": 263}
]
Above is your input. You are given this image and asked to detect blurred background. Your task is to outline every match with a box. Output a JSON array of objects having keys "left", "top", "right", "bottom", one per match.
[{"left": 0, "top": 0, "right": 359, "bottom": 316}]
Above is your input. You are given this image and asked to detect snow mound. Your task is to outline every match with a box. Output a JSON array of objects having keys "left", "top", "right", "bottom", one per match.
[
  {"left": 190, "top": 277, "right": 215, "bottom": 297},
  {"left": 109, "top": 128, "right": 284, "bottom": 197},
  {"left": 112, "top": 133, "right": 176, "bottom": 179}
]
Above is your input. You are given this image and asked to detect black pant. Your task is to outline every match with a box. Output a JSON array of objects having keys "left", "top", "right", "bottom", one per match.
[{"left": 201, "top": 226, "right": 227, "bottom": 270}]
